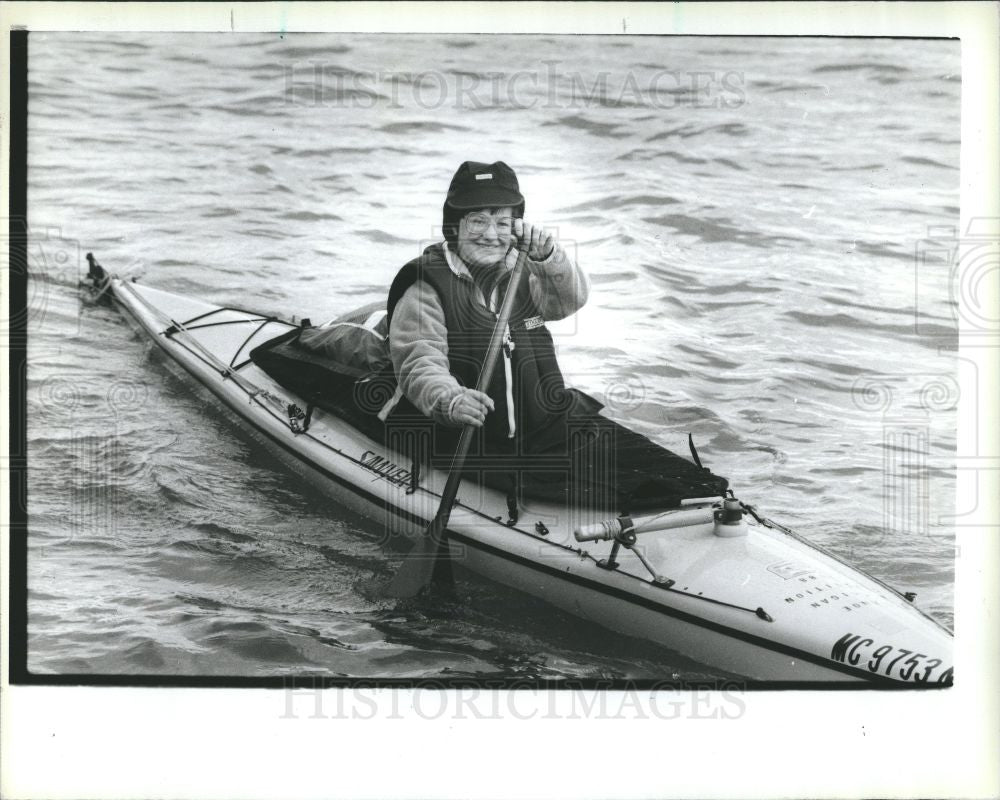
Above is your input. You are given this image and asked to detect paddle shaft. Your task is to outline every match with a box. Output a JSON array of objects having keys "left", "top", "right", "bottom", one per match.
[
  {"left": 388, "top": 240, "right": 531, "bottom": 596},
  {"left": 435, "top": 244, "right": 530, "bottom": 513}
]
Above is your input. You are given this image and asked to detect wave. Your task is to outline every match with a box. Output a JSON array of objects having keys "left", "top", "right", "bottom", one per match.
[
  {"left": 710, "top": 279, "right": 782, "bottom": 296},
  {"left": 812, "top": 62, "right": 910, "bottom": 74},
  {"left": 714, "top": 157, "right": 747, "bottom": 171},
  {"left": 823, "top": 162, "right": 885, "bottom": 172},
  {"left": 772, "top": 354, "right": 870, "bottom": 377},
  {"left": 900, "top": 156, "right": 957, "bottom": 170},
  {"left": 279, "top": 210, "right": 344, "bottom": 222},
  {"left": 759, "top": 81, "right": 829, "bottom": 94},
  {"left": 643, "top": 213, "right": 803, "bottom": 248},
  {"left": 205, "top": 102, "right": 286, "bottom": 118},
  {"left": 588, "top": 270, "right": 639, "bottom": 285},
  {"left": 380, "top": 121, "right": 471, "bottom": 134},
  {"left": 645, "top": 122, "right": 750, "bottom": 141},
  {"left": 354, "top": 229, "right": 411, "bottom": 245},
  {"left": 673, "top": 343, "right": 743, "bottom": 370},
  {"left": 291, "top": 145, "right": 409, "bottom": 157},
  {"left": 851, "top": 241, "right": 917, "bottom": 263},
  {"left": 555, "top": 194, "right": 680, "bottom": 213},
  {"left": 200, "top": 207, "right": 241, "bottom": 219},
  {"left": 653, "top": 149, "right": 706, "bottom": 165},
  {"left": 543, "top": 114, "right": 628, "bottom": 139},
  {"left": 783, "top": 310, "right": 957, "bottom": 344},
  {"left": 190, "top": 522, "right": 257, "bottom": 543},
  {"left": 243, "top": 227, "right": 289, "bottom": 240},
  {"left": 272, "top": 44, "right": 352, "bottom": 59}
]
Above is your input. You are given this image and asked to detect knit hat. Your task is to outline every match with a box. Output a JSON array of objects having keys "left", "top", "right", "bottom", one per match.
[{"left": 445, "top": 160, "right": 524, "bottom": 210}]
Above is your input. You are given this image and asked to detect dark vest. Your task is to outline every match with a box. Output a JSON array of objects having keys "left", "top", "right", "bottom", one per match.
[{"left": 387, "top": 244, "right": 572, "bottom": 451}]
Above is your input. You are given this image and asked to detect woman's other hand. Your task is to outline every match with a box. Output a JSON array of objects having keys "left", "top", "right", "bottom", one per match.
[{"left": 513, "top": 219, "right": 555, "bottom": 261}]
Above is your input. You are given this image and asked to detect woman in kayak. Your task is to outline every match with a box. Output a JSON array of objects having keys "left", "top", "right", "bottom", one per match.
[
  {"left": 385, "top": 160, "right": 587, "bottom": 437},
  {"left": 382, "top": 159, "right": 727, "bottom": 513}
]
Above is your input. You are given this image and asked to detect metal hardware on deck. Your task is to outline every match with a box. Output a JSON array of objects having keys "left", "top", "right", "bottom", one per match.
[
  {"left": 713, "top": 497, "right": 748, "bottom": 537},
  {"left": 680, "top": 495, "right": 724, "bottom": 506},
  {"left": 740, "top": 502, "right": 794, "bottom": 535},
  {"left": 717, "top": 498, "right": 743, "bottom": 524},
  {"left": 575, "top": 507, "right": 715, "bottom": 541},
  {"left": 505, "top": 494, "right": 519, "bottom": 526},
  {"left": 86, "top": 252, "right": 103, "bottom": 280},
  {"left": 593, "top": 524, "right": 674, "bottom": 585},
  {"left": 596, "top": 542, "right": 624, "bottom": 570},
  {"left": 755, "top": 607, "right": 774, "bottom": 622},
  {"left": 535, "top": 521, "right": 549, "bottom": 536},
  {"left": 629, "top": 546, "right": 672, "bottom": 586},
  {"left": 85, "top": 253, "right": 114, "bottom": 301},
  {"left": 287, "top": 403, "right": 308, "bottom": 433},
  {"left": 407, "top": 458, "right": 421, "bottom": 494},
  {"left": 93, "top": 276, "right": 113, "bottom": 301},
  {"left": 596, "top": 521, "right": 635, "bottom": 570},
  {"left": 597, "top": 527, "right": 625, "bottom": 568},
  {"left": 904, "top": 592, "right": 917, "bottom": 602}
]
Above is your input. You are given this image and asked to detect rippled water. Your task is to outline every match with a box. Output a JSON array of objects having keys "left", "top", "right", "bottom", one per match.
[{"left": 25, "top": 33, "right": 959, "bottom": 678}]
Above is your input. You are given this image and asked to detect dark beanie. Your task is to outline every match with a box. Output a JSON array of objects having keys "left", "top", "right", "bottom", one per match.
[{"left": 442, "top": 161, "right": 525, "bottom": 247}]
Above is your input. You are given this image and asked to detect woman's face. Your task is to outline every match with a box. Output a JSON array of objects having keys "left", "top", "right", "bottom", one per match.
[{"left": 456, "top": 207, "right": 514, "bottom": 268}]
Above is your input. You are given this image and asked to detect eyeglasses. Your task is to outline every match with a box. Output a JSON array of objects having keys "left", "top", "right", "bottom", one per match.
[{"left": 464, "top": 214, "right": 513, "bottom": 236}]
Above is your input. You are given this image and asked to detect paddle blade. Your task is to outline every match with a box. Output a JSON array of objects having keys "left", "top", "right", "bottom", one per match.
[{"left": 386, "top": 518, "right": 454, "bottom": 599}]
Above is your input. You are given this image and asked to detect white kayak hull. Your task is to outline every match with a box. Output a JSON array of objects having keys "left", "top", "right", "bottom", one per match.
[{"left": 92, "top": 266, "right": 953, "bottom": 685}]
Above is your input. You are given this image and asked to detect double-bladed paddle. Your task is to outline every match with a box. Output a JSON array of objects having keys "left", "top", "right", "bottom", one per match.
[{"left": 387, "top": 238, "right": 531, "bottom": 599}]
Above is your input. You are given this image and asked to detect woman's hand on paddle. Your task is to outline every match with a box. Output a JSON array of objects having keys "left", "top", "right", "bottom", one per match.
[
  {"left": 514, "top": 219, "right": 555, "bottom": 261},
  {"left": 449, "top": 389, "right": 495, "bottom": 427}
]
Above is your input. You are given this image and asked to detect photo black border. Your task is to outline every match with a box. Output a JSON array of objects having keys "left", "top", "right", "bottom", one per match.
[{"left": 9, "top": 27, "right": 29, "bottom": 688}]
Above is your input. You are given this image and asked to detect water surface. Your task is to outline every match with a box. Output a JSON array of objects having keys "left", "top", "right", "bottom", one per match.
[{"left": 26, "top": 33, "right": 959, "bottom": 678}]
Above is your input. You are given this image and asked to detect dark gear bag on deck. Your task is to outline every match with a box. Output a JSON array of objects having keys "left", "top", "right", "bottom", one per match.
[{"left": 249, "top": 302, "right": 396, "bottom": 441}]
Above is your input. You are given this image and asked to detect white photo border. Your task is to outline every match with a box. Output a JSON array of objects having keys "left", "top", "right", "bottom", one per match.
[{"left": 2, "top": 2, "right": 997, "bottom": 799}]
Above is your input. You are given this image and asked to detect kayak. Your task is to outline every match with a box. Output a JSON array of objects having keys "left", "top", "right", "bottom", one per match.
[{"left": 85, "top": 254, "right": 954, "bottom": 685}]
